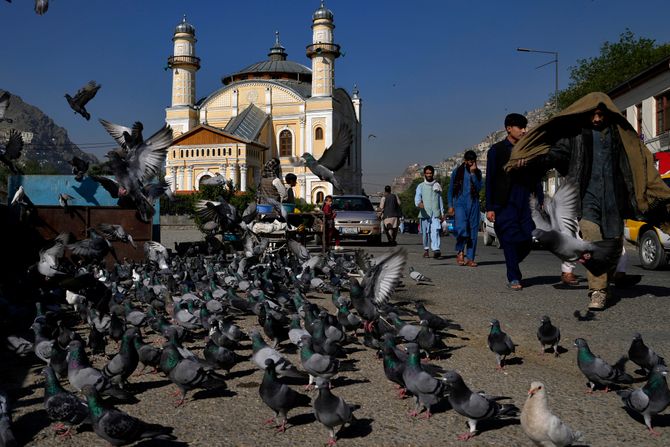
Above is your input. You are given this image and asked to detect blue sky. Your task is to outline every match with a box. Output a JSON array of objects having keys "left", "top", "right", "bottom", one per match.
[{"left": 1, "top": 0, "right": 669, "bottom": 192}]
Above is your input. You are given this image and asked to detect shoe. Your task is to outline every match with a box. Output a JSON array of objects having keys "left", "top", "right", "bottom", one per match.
[
  {"left": 464, "top": 260, "right": 478, "bottom": 267},
  {"left": 561, "top": 272, "right": 579, "bottom": 286},
  {"left": 456, "top": 251, "right": 465, "bottom": 266},
  {"left": 423, "top": 250, "right": 429, "bottom": 258},
  {"left": 506, "top": 280, "right": 523, "bottom": 291},
  {"left": 588, "top": 290, "right": 607, "bottom": 310},
  {"left": 433, "top": 251, "right": 441, "bottom": 259},
  {"left": 613, "top": 273, "right": 641, "bottom": 288}
]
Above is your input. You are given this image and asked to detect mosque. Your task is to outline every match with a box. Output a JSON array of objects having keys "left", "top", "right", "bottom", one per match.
[{"left": 164, "top": 2, "right": 362, "bottom": 204}]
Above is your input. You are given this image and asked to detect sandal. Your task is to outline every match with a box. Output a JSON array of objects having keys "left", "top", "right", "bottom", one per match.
[
  {"left": 506, "top": 281, "right": 523, "bottom": 291},
  {"left": 456, "top": 251, "right": 465, "bottom": 266},
  {"left": 464, "top": 260, "right": 478, "bottom": 267}
]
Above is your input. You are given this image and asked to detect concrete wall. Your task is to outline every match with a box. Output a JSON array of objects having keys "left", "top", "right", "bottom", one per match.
[{"left": 160, "top": 215, "right": 203, "bottom": 250}]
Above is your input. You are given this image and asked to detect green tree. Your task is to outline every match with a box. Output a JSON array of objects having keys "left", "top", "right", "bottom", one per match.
[{"left": 557, "top": 30, "right": 670, "bottom": 109}]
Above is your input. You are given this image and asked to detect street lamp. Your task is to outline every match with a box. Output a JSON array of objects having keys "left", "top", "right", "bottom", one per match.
[{"left": 517, "top": 47, "right": 559, "bottom": 111}]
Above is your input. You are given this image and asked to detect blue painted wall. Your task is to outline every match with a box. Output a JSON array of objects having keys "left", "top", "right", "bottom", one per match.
[{"left": 7, "top": 175, "right": 161, "bottom": 225}]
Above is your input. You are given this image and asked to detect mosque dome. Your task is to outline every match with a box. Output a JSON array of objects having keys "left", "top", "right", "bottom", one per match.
[
  {"left": 313, "top": 1, "right": 333, "bottom": 21},
  {"left": 175, "top": 16, "right": 195, "bottom": 35}
]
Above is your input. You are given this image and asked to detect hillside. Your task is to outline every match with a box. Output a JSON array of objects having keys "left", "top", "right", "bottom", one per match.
[{"left": 0, "top": 89, "right": 98, "bottom": 174}]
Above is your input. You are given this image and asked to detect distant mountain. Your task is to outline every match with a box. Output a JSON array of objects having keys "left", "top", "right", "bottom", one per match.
[{"left": 0, "top": 90, "right": 98, "bottom": 173}]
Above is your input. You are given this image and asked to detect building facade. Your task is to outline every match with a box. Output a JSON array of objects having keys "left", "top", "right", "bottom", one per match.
[{"left": 165, "top": 3, "right": 362, "bottom": 203}]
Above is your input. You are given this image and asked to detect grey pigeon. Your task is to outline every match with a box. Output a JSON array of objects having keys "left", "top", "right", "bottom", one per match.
[
  {"left": 530, "top": 181, "right": 622, "bottom": 276},
  {"left": 313, "top": 377, "right": 359, "bottom": 446},
  {"left": 628, "top": 333, "right": 666, "bottom": 374},
  {"left": 4, "top": 335, "right": 33, "bottom": 356},
  {"left": 289, "top": 123, "right": 352, "bottom": 191},
  {"left": 299, "top": 335, "right": 339, "bottom": 387},
  {"left": 82, "top": 385, "right": 175, "bottom": 446},
  {"left": 0, "top": 389, "right": 17, "bottom": 447},
  {"left": 97, "top": 223, "right": 136, "bottom": 248},
  {"left": 488, "top": 319, "right": 515, "bottom": 369},
  {"left": 574, "top": 338, "right": 633, "bottom": 392},
  {"left": 442, "top": 370, "right": 519, "bottom": 440},
  {"left": 65, "top": 81, "right": 100, "bottom": 120},
  {"left": 402, "top": 343, "right": 446, "bottom": 418},
  {"left": 200, "top": 173, "right": 227, "bottom": 186},
  {"left": 617, "top": 365, "right": 670, "bottom": 436},
  {"left": 101, "top": 329, "right": 139, "bottom": 387},
  {"left": 409, "top": 266, "right": 431, "bottom": 282},
  {"left": 537, "top": 315, "right": 561, "bottom": 356},
  {"left": 0, "top": 129, "right": 22, "bottom": 173},
  {"left": 144, "top": 241, "right": 169, "bottom": 270},
  {"left": 43, "top": 366, "right": 90, "bottom": 438},
  {"left": 521, "top": 381, "right": 583, "bottom": 446},
  {"left": 251, "top": 330, "right": 304, "bottom": 378},
  {"left": 259, "top": 359, "right": 311, "bottom": 433},
  {"left": 0, "top": 91, "right": 12, "bottom": 123},
  {"left": 66, "top": 340, "right": 133, "bottom": 401}
]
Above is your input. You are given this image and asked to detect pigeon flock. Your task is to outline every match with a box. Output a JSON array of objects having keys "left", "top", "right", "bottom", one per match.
[{"left": 1, "top": 185, "right": 669, "bottom": 446}]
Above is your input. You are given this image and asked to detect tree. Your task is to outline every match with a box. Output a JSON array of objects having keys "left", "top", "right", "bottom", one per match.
[{"left": 557, "top": 30, "right": 670, "bottom": 109}]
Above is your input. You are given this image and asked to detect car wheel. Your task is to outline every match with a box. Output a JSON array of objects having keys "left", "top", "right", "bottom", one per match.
[{"left": 639, "top": 229, "right": 667, "bottom": 270}]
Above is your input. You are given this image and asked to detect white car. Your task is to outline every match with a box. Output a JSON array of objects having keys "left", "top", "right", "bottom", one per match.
[{"left": 480, "top": 212, "right": 500, "bottom": 248}]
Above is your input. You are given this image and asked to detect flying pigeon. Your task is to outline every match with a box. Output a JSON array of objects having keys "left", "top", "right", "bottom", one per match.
[
  {"left": 530, "top": 180, "right": 623, "bottom": 276},
  {"left": 65, "top": 81, "right": 101, "bottom": 120},
  {"left": 488, "top": 319, "right": 515, "bottom": 370},
  {"left": 574, "top": 338, "right": 633, "bottom": 392},
  {"left": 537, "top": 315, "right": 561, "bottom": 356},
  {"left": 442, "top": 370, "right": 518, "bottom": 440},
  {"left": 34, "top": 0, "right": 48, "bottom": 15},
  {"left": 0, "top": 129, "right": 23, "bottom": 173},
  {"left": 97, "top": 223, "right": 136, "bottom": 248},
  {"left": 0, "top": 90, "right": 12, "bottom": 123},
  {"left": 617, "top": 365, "right": 670, "bottom": 436},
  {"left": 521, "top": 381, "right": 583, "bottom": 446},
  {"left": 69, "top": 156, "right": 89, "bottom": 181},
  {"left": 289, "top": 122, "right": 353, "bottom": 191},
  {"left": 58, "top": 193, "right": 74, "bottom": 211},
  {"left": 0, "top": 388, "right": 17, "bottom": 447}
]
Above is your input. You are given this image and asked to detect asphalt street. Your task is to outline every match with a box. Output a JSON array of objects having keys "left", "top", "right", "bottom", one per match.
[{"left": 6, "top": 232, "right": 670, "bottom": 447}]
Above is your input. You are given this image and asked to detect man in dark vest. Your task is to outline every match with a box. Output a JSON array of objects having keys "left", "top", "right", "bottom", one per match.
[
  {"left": 485, "top": 113, "right": 543, "bottom": 291},
  {"left": 284, "top": 173, "right": 297, "bottom": 204},
  {"left": 379, "top": 185, "right": 402, "bottom": 245},
  {"left": 257, "top": 157, "right": 286, "bottom": 203}
]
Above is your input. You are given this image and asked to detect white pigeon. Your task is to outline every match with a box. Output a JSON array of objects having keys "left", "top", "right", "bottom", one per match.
[
  {"left": 521, "top": 381, "right": 583, "bottom": 447},
  {"left": 409, "top": 266, "right": 431, "bottom": 282},
  {"left": 65, "top": 290, "right": 87, "bottom": 313}
]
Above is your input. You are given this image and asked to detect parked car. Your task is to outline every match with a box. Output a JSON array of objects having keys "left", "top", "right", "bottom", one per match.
[
  {"left": 331, "top": 195, "right": 382, "bottom": 245},
  {"left": 624, "top": 173, "right": 670, "bottom": 270},
  {"left": 480, "top": 212, "right": 500, "bottom": 248}
]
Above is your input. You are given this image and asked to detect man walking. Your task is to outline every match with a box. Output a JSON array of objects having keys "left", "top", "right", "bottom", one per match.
[
  {"left": 379, "top": 185, "right": 402, "bottom": 245},
  {"left": 448, "top": 150, "right": 482, "bottom": 266},
  {"left": 508, "top": 92, "right": 670, "bottom": 309},
  {"left": 415, "top": 165, "right": 445, "bottom": 258},
  {"left": 485, "top": 113, "right": 543, "bottom": 290}
]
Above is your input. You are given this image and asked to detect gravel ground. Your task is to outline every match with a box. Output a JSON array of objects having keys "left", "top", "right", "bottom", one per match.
[{"left": 3, "top": 233, "right": 670, "bottom": 446}]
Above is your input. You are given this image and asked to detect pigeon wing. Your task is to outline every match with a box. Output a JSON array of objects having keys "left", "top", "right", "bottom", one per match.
[
  {"left": 363, "top": 248, "right": 407, "bottom": 306},
  {"left": 3, "top": 129, "right": 23, "bottom": 160},
  {"left": 73, "top": 81, "right": 101, "bottom": 107},
  {"left": 128, "top": 125, "right": 172, "bottom": 183},
  {"left": 90, "top": 175, "right": 120, "bottom": 198},
  {"left": 549, "top": 181, "right": 580, "bottom": 235},
  {"left": 97, "top": 223, "right": 125, "bottom": 241},
  {"left": 465, "top": 392, "right": 496, "bottom": 419},
  {"left": 529, "top": 194, "right": 551, "bottom": 232},
  {"left": 317, "top": 122, "right": 353, "bottom": 171},
  {"left": 99, "top": 119, "right": 134, "bottom": 149}
]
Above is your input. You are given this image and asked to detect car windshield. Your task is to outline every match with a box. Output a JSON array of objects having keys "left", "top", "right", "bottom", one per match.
[{"left": 332, "top": 197, "right": 374, "bottom": 212}]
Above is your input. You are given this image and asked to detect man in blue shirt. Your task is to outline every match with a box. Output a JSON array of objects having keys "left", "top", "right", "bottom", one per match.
[
  {"left": 448, "top": 150, "right": 482, "bottom": 266},
  {"left": 485, "top": 114, "right": 543, "bottom": 290},
  {"left": 415, "top": 165, "right": 445, "bottom": 258}
]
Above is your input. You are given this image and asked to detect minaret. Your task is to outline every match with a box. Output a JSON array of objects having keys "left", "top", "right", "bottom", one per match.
[
  {"left": 169, "top": 16, "right": 200, "bottom": 107},
  {"left": 307, "top": 1, "right": 340, "bottom": 98},
  {"left": 165, "top": 16, "right": 200, "bottom": 137}
]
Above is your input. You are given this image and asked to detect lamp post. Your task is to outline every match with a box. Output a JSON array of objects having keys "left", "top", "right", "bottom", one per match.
[{"left": 516, "top": 47, "right": 558, "bottom": 111}]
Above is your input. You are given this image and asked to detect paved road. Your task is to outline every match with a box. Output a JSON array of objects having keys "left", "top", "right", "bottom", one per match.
[{"left": 7, "top": 232, "right": 670, "bottom": 447}]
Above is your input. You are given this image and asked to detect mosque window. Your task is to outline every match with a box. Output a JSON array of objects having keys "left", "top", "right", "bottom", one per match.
[
  {"left": 180, "top": 150, "right": 183, "bottom": 158},
  {"left": 206, "top": 149, "right": 210, "bottom": 157},
  {"left": 315, "top": 127, "right": 323, "bottom": 140},
  {"left": 228, "top": 148, "right": 232, "bottom": 156},
  {"left": 218, "top": 148, "right": 221, "bottom": 156},
  {"left": 279, "top": 130, "right": 292, "bottom": 157}
]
